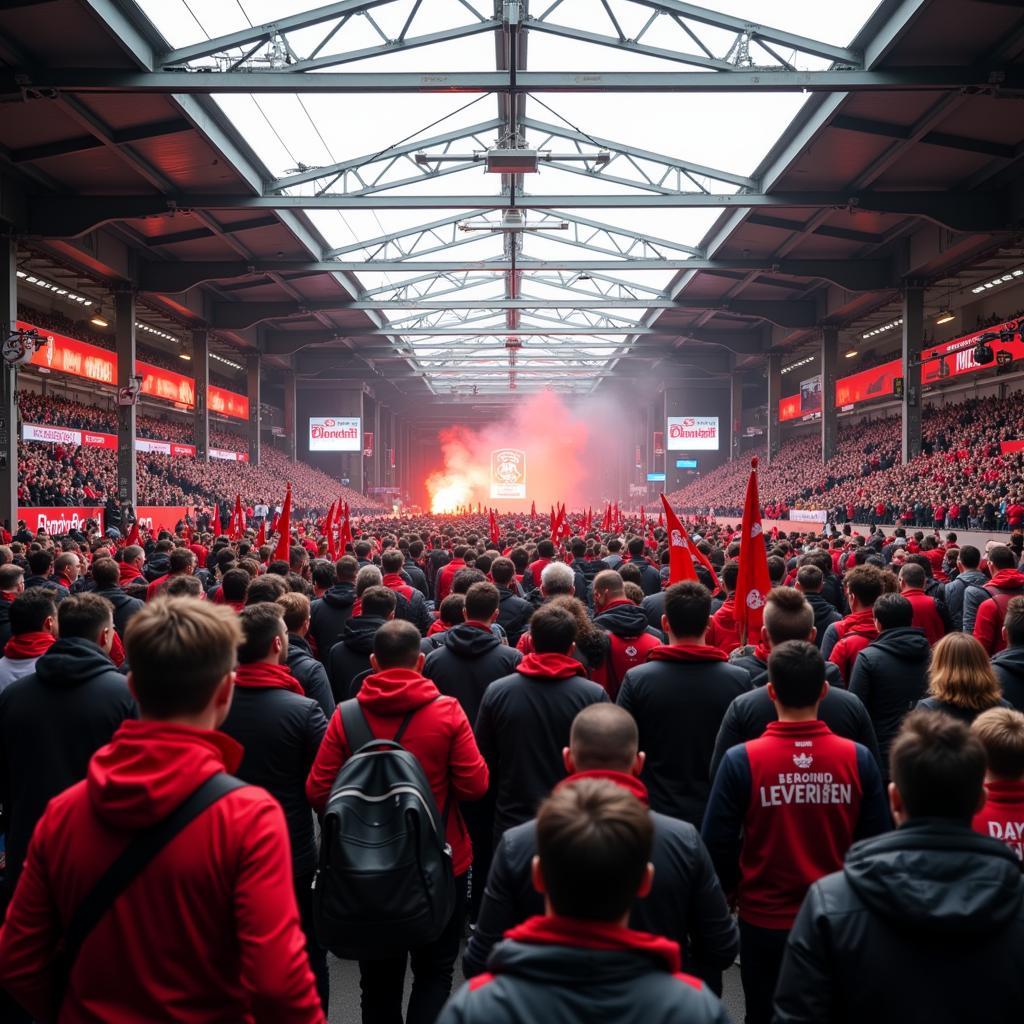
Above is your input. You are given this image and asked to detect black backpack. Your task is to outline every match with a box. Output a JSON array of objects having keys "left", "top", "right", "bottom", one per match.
[{"left": 312, "top": 698, "right": 455, "bottom": 959}]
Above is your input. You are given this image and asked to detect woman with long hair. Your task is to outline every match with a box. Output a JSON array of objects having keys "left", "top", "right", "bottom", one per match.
[
  {"left": 916, "top": 632, "right": 1009, "bottom": 724},
  {"left": 547, "top": 595, "right": 609, "bottom": 675}
]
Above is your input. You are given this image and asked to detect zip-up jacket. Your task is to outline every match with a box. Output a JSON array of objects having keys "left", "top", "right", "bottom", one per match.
[
  {"left": 944, "top": 569, "right": 989, "bottom": 632},
  {"left": 826, "top": 610, "right": 879, "bottom": 685},
  {"left": 591, "top": 599, "right": 663, "bottom": 699},
  {"left": 496, "top": 587, "right": 533, "bottom": 648},
  {"left": 383, "top": 572, "right": 432, "bottom": 635},
  {"left": 326, "top": 614, "right": 387, "bottom": 702},
  {"left": 804, "top": 592, "right": 842, "bottom": 649},
  {"left": 729, "top": 643, "right": 844, "bottom": 691},
  {"left": 308, "top": 583, "right": 356, "bottom": 660},
  {"left": 436, "top": 557, "right": 467, "bottom": 604},
  {"left": 285, "top": 634, "right": 335, "bottom": 719},
  {"left": 702, "top": 720, "right": 889, "bottom": 929},
  {"left": 899, "top": 588, "right": 949, "bottom": 646},
  {"left": 973, "top": 569, "right": 1024, "bottom": 655},
  {"left": 992, "top": 645, "right": 1024, "bottom": 711}
]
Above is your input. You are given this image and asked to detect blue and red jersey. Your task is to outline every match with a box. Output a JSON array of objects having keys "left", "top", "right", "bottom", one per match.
[{"left": 702, "top": 719, "right": 889, "bottom": 929}]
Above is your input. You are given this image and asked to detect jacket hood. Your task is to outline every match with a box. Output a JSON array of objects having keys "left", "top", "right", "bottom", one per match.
[
  {"left": 594, "top": 599, "right": 651, "bottom": 638},
  {"left": 357, "top": 668, "right": 440, "bottom": 714},
  {"left": 517, "top": 652, "right": 582, "bottom": 680},
  {"left": 340, "top": 614, "right": 386, "bottom": 654},
  {"left": 34, "top": 637, "right": 116, "bottom": 686},
  {"left": 992, "top": 646, "right": 1024, "bottom": 673},
  {"left": 870, "top": 627, "right": 931, "bottom": 663},
  {"left": 838, "top": 608, "right": 878, "bottom": 640},
  {"left": 143, "top": 553, "right": 170, "bottom": 581},
  {"left": 444, "top": 621, "right": 501, "bottom": 657},
  {"left": 989, "top": 569, "right": 1024, "bottom": 591},
  {"left": 648, "top": 642, "right": 727, "bottom": 664},
  {"left": 87, "top": 719, "right": 243, "bottom": 830},
  {"left": 843, "top": 821, "right": 1024, "bottom": 933},
  {"left": 322, "top": 582, "right": 356, "bottom": 610},
  {"left": 954, "top": 570, "right": 988, "bottom": 588},
  {"left": 555, "top": 769, "right": 649, "bottom": 806},
  {"left": 118, "top": 563, "right": 144, "bottom": 585}
]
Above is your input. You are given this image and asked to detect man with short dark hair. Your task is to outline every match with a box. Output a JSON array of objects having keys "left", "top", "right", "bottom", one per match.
[
  {"left": 618, "top": 581, "right": 751, "bottom": 828},
  {"left": 824, "top": 565, "right": 885, "bottom": 684},
  {"left": 309, "top": 554, "right": 358, "bottom": 659},
  {"left": 491, "top": 556, "right": 532, "bottom": 647},
  {"left": 850, "top": 592, "right": 931, "bottom": 776},
  {"left": 24, "top": 549, "right": 68, "bottom": 601},
  {"left": 898, "top": 563, "right": 949, "bottom": 645},
  {"left": 435, "top": 543, "right": 468, "bottom": 603},
  {"left": 993, "top": 595, "right": 1024, "bottom": 711},
  {"left": 0, "top": 589, "right": 57, "bottom": 692},
  {"left": 522, "top": 539, "right": 555, "bottom": 593},
  {"left": 590, "top": 570, "right": 662, "bottom": 699},
  {"left": 220, "top": 602, "right": 330, "bottom": 1010},
  {"left": 146, "top": 546, "right": 196, "bottom": 602},
  {"left": 703, "top": 640, "right": 888, "bottom": 1024},
  {"left": 945, "top": 543, "right": 988, "bottom": 632},
  {"left": 973, "top": 544, "right": 1024, "bottom": 655},
  {"left": 705, "top": 561, "right": 741, "bottom": 654},
  {"left": 381, "top": 548, "right": 432, "bottom": 634},
  {"left": 774, "top": 710, "right": 1024, "bottom": 1024},
  {"left": 0, "top": 593, "right": 136, "bottom": 905},
  {"left": 464, "top": 704, "right": 738, "bottom": 989},
  {"left": 92, "top": 557, "right": 144, "bottom": 639},
  {"left": 476, "top": 604, "right": 608, "bottom": 840},
  {"left": 439, "top": 778, "right": 729, "bottom": 1024},
  {"left": 0, "top": 563, "right": 24, "bottom": 650},
  {"left": 624, "top": 536, "right": 662, "bottom": 597},
  {"left": 0, "top": 598, "right": 324, "bottom": 1022},
  {"left": 794, "top": 564, "right": 841, "bottom": 647},
  {"left": 277, "top": 592, "right": 335, "bottom": 718},
  {"left": 326, "top": 584, "right": 397, "bottom": 702},
  {"left": 308, "top": 619, "right": 488, "bottom": 1024}
]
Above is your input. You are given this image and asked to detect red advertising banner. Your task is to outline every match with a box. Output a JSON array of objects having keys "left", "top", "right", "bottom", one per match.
[
  {"left": 1001, "top": 441, "right": 1024, "bottom": 455},
  {"left": 364, "top": 432, "right": 375, "bottom": 458},
  {"left": 24, "top": 425, "right": 207, "bottom": 459},
  {"left": 134, "top": 506, "right": 193, "bottom": 533},
  {"left": 17, "top": 507, "right": 104, "bottom": 535},
  {"left": 19, "top": 321, "right": 249, "bottom": 421},
  {"left": 778, "top": 395, "right": 802, "bottom": 422},
  {"left": 834, "top": 359, "right": 902, "bottom": 408},
  {"left": 209, "top": 447, "right": 250, "bottom": 462}
]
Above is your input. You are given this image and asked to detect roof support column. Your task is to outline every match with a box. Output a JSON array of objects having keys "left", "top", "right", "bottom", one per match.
[
  {"left": 192, "top": 328, "right": 209, "bottom": 464},
  {"left": 767, "top": 351, "right": 782, "bottom": 464},
  {"left": 0, "top": 237, "right": 18, "bottom": 534},
  {"left": 246, "top": 353, "right": 261, "bottom": 468},
  {"left": 115, "top": 289, "right": 137, "bottom": 510},
  {"left": 821, "top": 326, "right": 839, "bottom": 463},
  {"left": 729, "top": 373, "right": 743, "bottom": 463},
  {"left": 901, "top": 286, "right": 924, "bottom": 465},
  {"left": 283, "top": 368, "right": 297, "bottom": 463}
]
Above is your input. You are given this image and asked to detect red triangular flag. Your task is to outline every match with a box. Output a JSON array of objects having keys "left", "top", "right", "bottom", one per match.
[
  {"left": 340, "top": 500, "right": 353, "bottom": 551},
  {"left": 256, "top": 519, "right": 266, "bottom": 547},
  {"left": 273, "top": 484, "right": 292, "bottom": 562},
  {"left": 489, "top": 508, "right": 500, "bottom": 546},
  {"left": 659, "top": 494, "right": 698, "bottom": 583},
  {"left": 213, "top": 502, "right": 222, "bottom": 538},
  {"left": 735, "top": 457, "right": 772, "bottom": 645},
  {"left": 125, "top": 521, "right": 141, "bottom": 548},
  {"left": 530, "top": 500, "right": 537, "bottom": 522},
  {"left": 325, "top": 500, "right": 338, "bottom": 560}
]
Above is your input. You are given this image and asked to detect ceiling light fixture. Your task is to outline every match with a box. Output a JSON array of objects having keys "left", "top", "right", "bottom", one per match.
[
  {"left": 971, "top": 267, "right": 1024, "bottom": 295},
  {"left": 935, "top": 308, "right": 956, "bottom": 325},
  {"left": 862, "top": 318, "right": 903, "bottom": 340},
  {"left": 90, "top": 309, "right": 109, "bottom": 328},
  {"left": 845, "top": 349, "right": 858, "bottom": 358}
]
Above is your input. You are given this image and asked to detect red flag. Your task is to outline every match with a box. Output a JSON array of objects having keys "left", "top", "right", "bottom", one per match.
[
  {"left": 489, "top": 508, "right": 500, "bottom": 546},
  {"left": 601, "top": 503, "right": 611, "bottom": 532},
  {"left": 325, "top": 500, "right": 338, "bottom": 560},
  {"left": 231, "top": 494, "right": 244, "bottom": 539},
  {"left": 530, "top": 500, "right": 537, "bottom": 522},
  {"left": 640, "top": 506, "right": 647, "bottom": 533},
  {"left": 340, "top": 501, "right": 353, "bottom": 551},
  {"left": 735, "top": 457, "right": 772, "bottom": 646},
  {"left": 256, "top": 519, "right": 266, "bottom": 547},
  {"left": 658, "top": 511, "right": 665, "bottom": 529},
  {"left": 273, "top": 483, "right": 292, "bottom": 562},
  {"left": 646, "top": 525, "right": 658, "bottom": 554},
  {"left": 659, "top": 494, "right": 698, "bottom": 583},
  {"left": 213, "top": 502, "right": 222, "bottom": 538},
  {"left": 125, "top": 521, "right": 141, "bottom": 548}
]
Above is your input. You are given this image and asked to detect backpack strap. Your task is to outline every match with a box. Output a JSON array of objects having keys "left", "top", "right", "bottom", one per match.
[
  {"left": 340, "top": 698, "right": 374, "bottom": 753},
  {"left": 56, "top": 772, "right": 246, "bottom": 1008}
]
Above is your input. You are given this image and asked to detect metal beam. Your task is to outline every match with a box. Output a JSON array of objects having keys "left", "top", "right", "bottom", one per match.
[
  {"left": 832, "top": 114, "right": 1018, "bottom": 159},
  {"left": 8, "top": 68, "right": 1021, "bottom": 95},
  {"left": 8, "top": 118, "right": 192, "bottom": 164}
]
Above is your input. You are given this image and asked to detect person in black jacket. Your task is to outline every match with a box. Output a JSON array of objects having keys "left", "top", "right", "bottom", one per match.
[
  {"left": 277, "top": 592, "right": 335, "bottom": 718},
  {"left": 475, "top": 604, "right": 608, "bottom": 841},
  {"left": 794, "top": 564, "right": 841, "bottom": 648},
  {"left": 0, "top": 593, "right": 135, "bottom": 904},
  {"left": 326, "top": 584, "right": 396, "bottom": 702},
  {"left": 992, "top": 595, "right": 1024, "bottom": 711},
  {"left": 90, "top": 557, "right": 143, "bottom": 640},
  {"left": 774, "top": 710, "right": 1024, "bottom": 1024},
  {"left": 623, "top": 537, "right": 662, "bottom": 597},
  {"left": 0, "top": 563, "right": 25, "bottom": 651},
  {"left": 711, "top": 587, "right": 880, "bottom": 778},
  {"left": 617, "top": 581, "right": 751, "bottom": 828},
  {"left": 218, "top": 602, "right": 330, "bottom": 1011},
  {"left": 23, "top": 549, "right": 68, "bottom": 602},
  {"left": 424, "top": 581, "right": 522, "bottom": 921},
  {"left": 464, "top": 703, "right": 737, "bottom": 989},
  {"left": 849, "top": 593, "right": 931, "bottom": 778},
  {"left": 439, "top": 777, "right": 729, "bottom": 1024},
  {"left": 491, "top": 557, "right": 532, "bottom": 647},
  {"left": 308, "top": 555, "right": 358, "bottom": 660}
]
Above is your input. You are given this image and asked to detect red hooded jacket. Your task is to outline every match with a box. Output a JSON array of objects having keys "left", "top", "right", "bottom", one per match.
[
  {"left": 0, "top": 720, "right": 323, "bottom": 1023},
  {"left": 828, "top": 609, "right": 879, "bottom": 685},
  {"left": 973, "top": 569, "right": 1024, "bottom": 655},
  {"left": 972, "top": 779, "right": 1024, "bottom": 858},
  {"left": 305, "top": 668, "right": 488, "bottom": 875},
  {"left": 900, "top": 587, "right": 947, "bottom": 646},
  {"left": 434, "top": 558, "right": 466, "bottom": 605},
  {"left": 118, "top": 562, "right": 144, "bottom": 588},
  {"left": 706, "top": 596, "right": 740, "bottom": 654}
]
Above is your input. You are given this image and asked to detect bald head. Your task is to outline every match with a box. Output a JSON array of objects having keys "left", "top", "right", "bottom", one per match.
[{"left": 569, "top": 704, "right": 639, "bottom": 771}]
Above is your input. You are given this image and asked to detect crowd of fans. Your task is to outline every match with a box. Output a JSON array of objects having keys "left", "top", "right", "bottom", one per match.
[
  {"left": 0, "top": 511, "right": 1021, "bottom": 1022},
  {"left": 671, "top": 389, "right": 1024, "bottom": 529}
]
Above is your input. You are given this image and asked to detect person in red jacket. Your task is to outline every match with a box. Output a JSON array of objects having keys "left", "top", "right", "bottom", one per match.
[
  {"left": 435, "top": 543, "right": 469, "bottom": 604},
  {"left": 145, "top": 546, "right": 196, "bottom": 602},
  {"left": 702, "top": 640, "right": 889, "bottom": 1024},
  {"left": 971, "top": 706, "right": 1024, "bottom": 858},
  {"left": 973, "top": 546, "right": 1024, "bottom": 655},
  {"left": 825, "top": 565, "right": 885, "bottom": 685},
  {"left": 898, "top": 563, "right": 949, "bottom": 646},
  {"left": 705, "top": 560, "right": 740, "bottom": 654},
  {"left": 307, "top": 619, "right": 488, "bottom": 1024},
  {"left": 522, "top": 538, "right": 556, "bottom": 593},
  {"left": 0, "top": 597, "right": 324, "bottom": 1024}
]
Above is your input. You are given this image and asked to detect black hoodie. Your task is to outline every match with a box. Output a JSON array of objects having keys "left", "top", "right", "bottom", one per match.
[
  {"left": 804, "top": 591, "right": 842, "bottom": 648},
  {"left": 142, "top": 552, "right": 170, "bottom": 583},
  {"left": 849, "top": 627, "right": 931, "bottom": 775},
  {"left": 423, "top": 622, "right": 522, "bottom": 725},
  {"left": 326, "top": 614, "right": 386, "bottom": 702},
  {"left": 992, "top": 645, "right": 1024, "bottom": 712},
  {"left": 496, "top": 588, "right": 533, "bottom": 648},
  {"left": 0, "top": 637, "right": 136, "bottom": 896},
  {"left": 775, "top": 822, "right": 1024, "bottom": 1024},
  {"left": 594, "top": 601, "right": 664, "bottom": 642},
  {"left": 309, "top": 582, "right": 357, "bottom": 661}
]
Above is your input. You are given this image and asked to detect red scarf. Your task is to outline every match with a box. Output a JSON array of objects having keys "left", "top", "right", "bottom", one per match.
[
  {"left": 648, "top": 642, "right": 728, "bottom": 663},
  {"left": 504, "top": 915, "right": 681, "bottom": 974},
  {"left": 556, "top": 769, "right": 649, "bottom": 805},
  {"left": 427, "top": 619, "right": 448, "bottom": 636},
  {"left": 517, "top": 652, "right": 581, "bottom": 680},
  {"left": 3, "top": 631, "right": 55, "bottom": 660},
  {"left": 234, "top": 661, "right": 304, "bottom": 695},
  {"left": 0, "top": 591, "right": 17, "bottom": 604},
  {"left": 751, "top": 641, "right": 771, "bottom": 664}
]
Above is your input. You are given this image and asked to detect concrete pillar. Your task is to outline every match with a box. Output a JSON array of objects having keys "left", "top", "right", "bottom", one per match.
[
  {"left": 246, "top": 353, "right": 261, "bottom": 467},
  {"left": 821, "top": 326, "right": 839, "bottom": 462},
  {"left": 729, "top": 373, "right": 743, "bottom": 462},
  {"left": 902, "top": 286, "right": 924, "bottom": 464},
  {"left": 372, "top": 399, "right": 382, "bottom": 489},
  {"left": 114, "top": 289, "right": 136, "bottom": 508},
  {"left": 192, "top": 328, "right": 209, "bottom": 463},
  {"left": 767, "top": 351, "right": 782, "bottom": 463},
  {"left": 283, "top": 368, "right": 297, "bottom": 463},
  {"left": 0, "top": 238, "right": 18, "bottom": 532}
]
